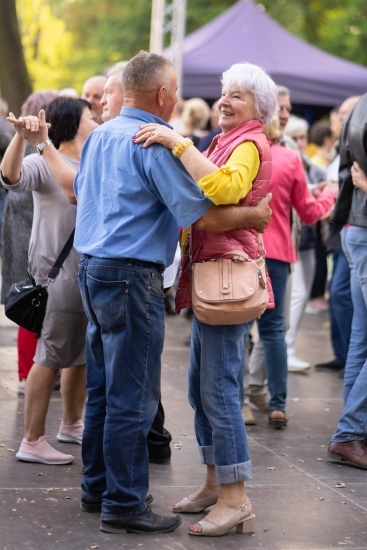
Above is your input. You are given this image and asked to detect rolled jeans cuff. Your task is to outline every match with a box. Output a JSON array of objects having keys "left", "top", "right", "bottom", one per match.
[
  {"left": 198, "top": 445, "right": 215, "bottom": 465},
  {"left": 216, "top": 460, "right": 252, "bottom": 484}
]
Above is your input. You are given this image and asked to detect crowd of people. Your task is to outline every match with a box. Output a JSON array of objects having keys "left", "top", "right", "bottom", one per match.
[{"left": 0, "top": 50, "right": 366, "bottom": 538}]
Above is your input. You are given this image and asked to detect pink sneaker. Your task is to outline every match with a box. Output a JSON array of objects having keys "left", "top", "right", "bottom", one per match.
[
  {"left": 16, "top": 436, "right": 74, "bottom": 465},
  {"left": 57, "top": 419, "right": 83, "bottom": 445}
]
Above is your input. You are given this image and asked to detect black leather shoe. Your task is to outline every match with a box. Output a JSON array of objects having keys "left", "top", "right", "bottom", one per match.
[
  {"left": 81, "top": 493, "right": 154, "bottom": 513},
  {"left": 100, "top": 507, "right": 182, "bottom": 534},
  {"left": 149, "top": 450, "right": 171, "bottom": 465},
  {"left": 315, "top": 360, "right": 345, "bottom": 372}
]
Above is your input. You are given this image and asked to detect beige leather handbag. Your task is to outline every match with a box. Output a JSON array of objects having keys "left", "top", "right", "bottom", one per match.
[{"left": 190, "top": 246, "right": 269, "bottom": 326}]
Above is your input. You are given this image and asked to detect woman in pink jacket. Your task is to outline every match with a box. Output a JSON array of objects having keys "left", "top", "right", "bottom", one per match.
[
  {"left": 135, "top": 62, "right": 277, "bottom": 537},
  {"left": 256, "top": 118, "right": 336, "bottom": 429}
]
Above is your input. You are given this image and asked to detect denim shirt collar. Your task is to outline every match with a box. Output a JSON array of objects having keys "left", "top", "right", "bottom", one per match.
[{"left": 120, "top": 106, "right": 173, "bottom": 129}]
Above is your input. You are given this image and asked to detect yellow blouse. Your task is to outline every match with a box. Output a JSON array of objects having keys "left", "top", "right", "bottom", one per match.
[
  {"left": 181, "top": 141, "right": 260, "bottom": 246},
  {"left": 196, "top": 141, "right": 260, "bottom": 205}
]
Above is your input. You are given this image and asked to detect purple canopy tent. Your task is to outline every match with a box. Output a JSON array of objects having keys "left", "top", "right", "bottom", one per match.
[{"left": 168, "top": 0, "right": 367, "bottom": 105}]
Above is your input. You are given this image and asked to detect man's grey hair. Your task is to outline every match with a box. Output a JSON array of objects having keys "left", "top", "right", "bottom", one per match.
[
  {"left": 0, "top": 98, "right": 9, "bottom": 114},
  {"left": 276, "top": 85, "right": 290, "bottom": 97},
  {"left": 107, "top": 61, "right": 128, "bottom": 78},
  {"left": 122, "top": 51, "right": 174, "bottom": 93},
  {"left": 283, "top": 115, "right": 309, "bottom": 136},
  {"left": 221, "top": 62, "right": 278, "bottom": 124}
]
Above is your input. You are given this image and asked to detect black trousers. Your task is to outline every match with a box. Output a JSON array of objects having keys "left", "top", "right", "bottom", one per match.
[{"left": 147, "top": 395, "right": 172, "bottom": 459}]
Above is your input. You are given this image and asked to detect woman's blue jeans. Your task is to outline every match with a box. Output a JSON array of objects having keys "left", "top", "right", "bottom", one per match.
[
  {"left": 188, "top": 316, "right": 252, "bottom": 484},
  {"left": 77, "top": 255, "right": 165, "bottom": 520},
  {"left": 257, "top": 259, "right": 290, "bottom": 412},
  {"left": 332, "top": 226, "right": 367, "bottom": 442}
]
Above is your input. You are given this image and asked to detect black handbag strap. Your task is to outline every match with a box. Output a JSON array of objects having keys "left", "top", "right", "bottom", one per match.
[{"left": 47, "top": 229, "right": 75, "bottom": 281}]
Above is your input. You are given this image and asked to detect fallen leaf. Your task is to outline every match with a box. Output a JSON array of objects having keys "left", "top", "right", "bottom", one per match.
[
  {"left": 319, "top": 497, "right": 324, "bottom": 500},
  {"left": 324, "top": 408, "right": 331, "bottom": 412},
  {"left": 335, "top": 483, "right": 346, "bottom": 488},
  {"left": 36, "top": 473, "right": 44, "bottom": 476},
  {"left": 182, "top": 433, "right": 187, "bottom": 436},
  {"left": 0, "top": 444, "right": 6, "bottom": 447},
  {"left": 62, "top": 489, "right": 67, "bottom": 492},
  {"left": 350, "top": 490, "right": 356, "bottom": 493},
  {"left": 45, "top": 488, "right": 54, "bottom": 492},
  {"left": 12, "top": 488, "right": 19, "bottom": 492},
  {"left": 263, "top": 528, "right": 269, "bottom": 532},
  {"left": 293, "top": 398, "right": 299, "bottom": 402},
  {"left": 297, "top": 459, "right": 305, "bottom": 463},
  {"left": 338, "top": 543, "right": 347, "bottom": 546},
  {"left": 341, "top": 502, "right": 347, "bottom": 505},
  {"left": 7, "top": 449, "right": 15, "bottom": 452},
  {"left": 267, "top": 467, "right": 277, "bottom": 470},
  {"left": 90, "top": 546, "right": 99, "bottom": 549},
  {"left": 11, "top": 509, "right": 17, "bottom": 512},
  {"left": 282, "top": 454, "right": 289, "bottom": 456},
  {"left": 316, "top": 458, "right": 323, "bottom": 461},
  {"left": 65, "top": 497, "right": 71, "bottom": 500},
  {"left": 320, "top": 445, "right": 326, "bottom": 448}
]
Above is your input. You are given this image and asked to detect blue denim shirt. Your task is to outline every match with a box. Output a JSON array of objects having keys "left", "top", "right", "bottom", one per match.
[{"left": 74, "top": 107, "right": 212, "bottom": 267}]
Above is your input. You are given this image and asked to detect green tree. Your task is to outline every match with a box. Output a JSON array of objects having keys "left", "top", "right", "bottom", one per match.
[{"left": 0, "top": 0, "right": 32, "bottom": 114}]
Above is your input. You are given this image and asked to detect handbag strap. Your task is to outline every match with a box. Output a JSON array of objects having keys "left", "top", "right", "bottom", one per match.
[
  {"left": 47, "top": 229, "right": 75, "bottom": 281},
  {"left": 189, "top": 225, "right": 265, "bottom": 264}
]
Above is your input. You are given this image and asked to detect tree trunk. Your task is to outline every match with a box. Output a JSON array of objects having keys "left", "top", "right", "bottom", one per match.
[{"left": 0, "top": 0, "right": 33, "bottom": 115}]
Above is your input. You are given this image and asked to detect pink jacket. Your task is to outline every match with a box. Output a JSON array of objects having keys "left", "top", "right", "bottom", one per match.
[
  {"left": 176, "top": 119, "right": 274, "bottom": 312},
  {"left": 263, "top": 144, "right": 335, "bottom": 263}
]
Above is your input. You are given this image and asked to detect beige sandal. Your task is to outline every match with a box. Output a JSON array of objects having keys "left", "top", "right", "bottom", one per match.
[
  {"left": 173, "top": 491, "right": 219, "bottom": 513},
  {"left": 188, "top": 498, "right": 255, "bottom": 537}
]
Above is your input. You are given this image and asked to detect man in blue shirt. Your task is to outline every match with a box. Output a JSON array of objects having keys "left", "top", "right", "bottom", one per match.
[{"left": 74, "top": 51, "right": 271, "bottom": 535}]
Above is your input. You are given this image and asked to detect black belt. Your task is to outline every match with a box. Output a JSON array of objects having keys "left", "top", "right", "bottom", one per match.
[{"left": 116, "top": 257, "right": 164, "bottom": 272}]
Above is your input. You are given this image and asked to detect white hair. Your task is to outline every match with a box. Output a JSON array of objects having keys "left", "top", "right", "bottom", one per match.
[
  {"left": 0, "top": 98, "right": 9, "bottom": 114},
  {"left": 107, "top": 61, "right": 128, "bottom": 78},
  {"left": 276, "top": 85, "right": 290, "bottom": 97},
  {"left": 284, "top": 115, "right": 309, "bottom": 136},
  {"left": 221, "top": 62, "right": 278, "bottom": 124}
]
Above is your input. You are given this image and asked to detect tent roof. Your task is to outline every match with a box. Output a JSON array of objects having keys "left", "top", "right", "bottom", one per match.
[{"left": 170, "top": 0, "right": 367, "bottom": 105}]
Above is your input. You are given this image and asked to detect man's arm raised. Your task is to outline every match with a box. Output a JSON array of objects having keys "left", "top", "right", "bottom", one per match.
[{"left": 6, "top": 110, "right": 77, "bottom": 204}]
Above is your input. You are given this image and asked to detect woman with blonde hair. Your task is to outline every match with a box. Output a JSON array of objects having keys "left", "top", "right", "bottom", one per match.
[{"left": 180, "top": 97, "right": 211, "bottom": 146}]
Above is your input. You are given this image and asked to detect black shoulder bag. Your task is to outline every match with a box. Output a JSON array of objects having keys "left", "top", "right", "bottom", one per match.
[{"left": 4, "top": 230, "right": 75, "bottom": 337}]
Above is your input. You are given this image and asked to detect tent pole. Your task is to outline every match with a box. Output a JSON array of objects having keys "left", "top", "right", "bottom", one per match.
[{"left": 149, "top": 0, "right": 187, "bottom": 97}]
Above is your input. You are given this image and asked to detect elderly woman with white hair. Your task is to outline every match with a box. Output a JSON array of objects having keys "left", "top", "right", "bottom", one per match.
[{"left": 135, "top": 62, "right": 277, "bottom": 537}]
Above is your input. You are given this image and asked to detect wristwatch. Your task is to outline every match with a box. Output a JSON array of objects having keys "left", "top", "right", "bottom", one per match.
[{"left": 35, "top": 139, "right": 53, "bottom": 155}]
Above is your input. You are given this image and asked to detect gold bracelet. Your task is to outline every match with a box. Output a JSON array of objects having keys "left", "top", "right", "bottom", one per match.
[{"left": 172, "top": 138, "right": 194, "bottom": 158}]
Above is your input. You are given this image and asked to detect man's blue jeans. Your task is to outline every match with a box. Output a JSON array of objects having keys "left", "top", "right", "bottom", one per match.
[
  {"left": 77, "top": 255, "right": 165, "bottom": 520},
  {"left": 189, "top": 316, "right": 252, "bottom": 484},
  {"left": 332, "top": 227, "right": 367, "bottom": 442},
  {"left": 329, "top": 249, "right": 353, "bottom": 366},
  {"left": 257, "top": 259, "right": 289, "bottom": 412}
]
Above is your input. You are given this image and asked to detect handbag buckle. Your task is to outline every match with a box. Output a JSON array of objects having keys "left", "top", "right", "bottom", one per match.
[
  {"left": 43, "top": 277, "right": 55, "bottom": 289},
  {"left": 222, "top": 285, "right": 230, "bottom": 294}
]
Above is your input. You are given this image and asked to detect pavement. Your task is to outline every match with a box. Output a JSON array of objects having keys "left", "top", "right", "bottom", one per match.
[{"left": 0, "top": 303, "right": 366, "bottom": 550}]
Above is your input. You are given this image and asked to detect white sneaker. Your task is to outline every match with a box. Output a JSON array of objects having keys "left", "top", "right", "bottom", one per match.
[
  {"left": 287, "top": 354, "right": 310, "bottom": 373},
  {"left": 18, "top": 379, "right": 26, "bottom": 395}
]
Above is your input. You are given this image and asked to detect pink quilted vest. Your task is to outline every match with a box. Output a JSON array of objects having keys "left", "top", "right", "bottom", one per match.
[{"left": 175, "top": 119, "right": 274, "bottom": 313}]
